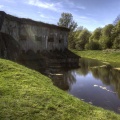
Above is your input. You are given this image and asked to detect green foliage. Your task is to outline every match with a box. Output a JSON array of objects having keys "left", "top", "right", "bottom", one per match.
[
  {"left": 89, "top": 27, "right": 102, "bottom": 41},
  {"left": 99, "top": 24, "right": 114, "bottom": 49},
  {"left": 68, "top": 32, "right": 76, "bottom": 49},
  {"left": 75, "top": 29, "right": 91, "bottom": 50},
  {"left": 102, "top": 24, "right": 114, "bottom": 37},
  {"left": 75, "top": 41, "right": 84, "bottom": 50},
  {"left": 67, "top": 14, "right": 120, "bottom": 50},
  {"left": 111, "top": 21, "right": 120, "bottom": 49},
  {"left": 57, "top": 13, "right": 77, "bottom": 31},
  {"left": 85, "top": 41, "right": 101, "bottom": 50},
  {"left": 76, "top": 26, "right": 84, "bottom": 31},
  {"left": 68, "top": 30, "right": 83, "bottom": 49},
  {"left": 100, "top": 36, "right": 112, "bottom": 49},
  {"left": 113, "top": 14, "right": 120, "bottom": 25},
  {"left": 112, "top": 35, "right": 120, "bottom": 49}
]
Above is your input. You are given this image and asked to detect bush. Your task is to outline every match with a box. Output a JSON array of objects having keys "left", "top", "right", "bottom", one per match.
[
  {"left": 112, "top": 36, "right": 120, "bottom": 49},
  {"left": 85, "top": 41, "right": 101, "bottom": 50}
]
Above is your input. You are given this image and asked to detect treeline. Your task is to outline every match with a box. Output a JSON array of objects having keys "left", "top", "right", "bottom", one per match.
[
  {"left": 69, "top": 21, "right": 120, "bottom": 50},
  {"left": 57, "top": 12, "right": 120, "bottom": 50}
]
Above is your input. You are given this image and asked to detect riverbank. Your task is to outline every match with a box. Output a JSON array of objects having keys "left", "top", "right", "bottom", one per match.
[
  {"left": 71, "top": 49, "right": 120, "bottom": 67},
  {"left": 0, "top": 58, "right": 120, "bottom": 120}
]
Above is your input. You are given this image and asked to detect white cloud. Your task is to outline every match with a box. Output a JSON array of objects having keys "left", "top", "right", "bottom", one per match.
[
  {"left": 79, "top": 16, "right": 87, "bottom": 19},
  {"left": 64, "top": 0, "right": 86, "bottom": 10},
  {"left": 0, "top": 5, "right": 4, "bottom": 8},
  {"left": 64, "top": 0, "right": 74, "bottom": 7},
  {"left": 26, "top": 0, "right": 62, "bottom": 12},
  {"left": 77, "top": 6, "right": 86, "bottom": 10},
  {"left": 37, "top": 12, "right": 57, "bottom": 20}
]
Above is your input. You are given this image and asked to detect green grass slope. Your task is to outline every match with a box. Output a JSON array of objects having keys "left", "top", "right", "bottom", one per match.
[
  {"left": 0, "top": 59, "right": 120, "bottom": 120},
  {"left": 71, "top": 50, "right": 120, "bottom": 67}
]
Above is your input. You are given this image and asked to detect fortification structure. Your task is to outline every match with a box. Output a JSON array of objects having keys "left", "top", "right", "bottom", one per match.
[
  {"left": 0, "top": 11, "right": 80, "bottom": 68},
  {"left": 0, "top": 11, "right": 69, "bottom": 53}
]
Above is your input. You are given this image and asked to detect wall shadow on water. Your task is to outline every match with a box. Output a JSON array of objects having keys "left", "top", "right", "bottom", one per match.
[
  {"left": 17, "top": 54, "right": 120, "bottom": 99},
  {"left": 14, "top": 54, "right": 120, "bottom": 113},
  {"left": 15, "top": 49, "right": 80, "bottom": 91}
]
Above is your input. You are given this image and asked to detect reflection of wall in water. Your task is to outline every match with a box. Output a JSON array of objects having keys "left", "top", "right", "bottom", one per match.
[{"left": 47, "top": 68, "right": 76, "bottom": 91}]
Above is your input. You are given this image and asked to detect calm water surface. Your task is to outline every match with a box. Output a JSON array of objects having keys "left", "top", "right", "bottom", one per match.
[{"left": 47, "top": 58, "right": 120, "bottom": 114}]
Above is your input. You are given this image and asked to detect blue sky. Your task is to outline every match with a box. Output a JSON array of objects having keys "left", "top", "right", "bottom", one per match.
[{"left": 0, "top": 0, "right": 120, "bottom": 31}]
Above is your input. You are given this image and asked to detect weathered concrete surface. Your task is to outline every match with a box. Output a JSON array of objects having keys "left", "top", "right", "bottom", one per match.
[
  {"left": 0, "top": 32, "right": 21, "bottom": 60},
  {"left": 0, "top": 11, "right": 80, "bottom": 68},
  {"left": 0, "top": 11, "right": 69, "bottom": 52}
]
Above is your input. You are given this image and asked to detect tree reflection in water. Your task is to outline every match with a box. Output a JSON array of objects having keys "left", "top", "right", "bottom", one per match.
[
  {"left": 78, "top": 58, "right": 120, "bottom": 99},
  {"left": 47, "top": 58, "right": 120, "bottom": 99},
  {"left": 90, "top": 66, "right": 120, "bottom": 98},
  {"left": 18, "top": 57, "right": 120, "bottom": 113}
]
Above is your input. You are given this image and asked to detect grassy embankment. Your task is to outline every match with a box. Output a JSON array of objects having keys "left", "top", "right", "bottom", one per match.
[
  {"left": 0, "top": 58, "right": 120, "bottom": 120},
  {"left": 71, "top": 49, "right": 120, "bottom": 67}
]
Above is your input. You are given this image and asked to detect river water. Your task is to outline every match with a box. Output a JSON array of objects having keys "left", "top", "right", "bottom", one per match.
[
  {"left": 46, "top": 58, "right": 120, "bottom": 114},
  {"left": 18, "top": 57, "right": 120, "bottom": 113}
]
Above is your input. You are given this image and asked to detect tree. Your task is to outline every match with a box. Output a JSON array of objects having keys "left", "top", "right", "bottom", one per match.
[
  {"left": 89, "top": 27, "right": 102, "bottom": 42},
  {"left": 85, "top": 41, "right": 101, "bottom": 50},
  {"left": 68, "top": 32, "right": 76, "bottom": 49},
  {"left": 57, "top": 13, "right": 77, "bottom": 31},
  {"left": 75, "top": 29, "right": 91, "bottom": 50},
  {"left": 76, "top": 26, "right": 84, "bottom": 31},
  {"left": 113, "top": 14, "right": 120, "bottom": 25},
  {"left": 111, "top": 21, "right": 120, "bottom": 49},
  {"left": 99, "top": 24, "right": 114, "bottom": 49}
]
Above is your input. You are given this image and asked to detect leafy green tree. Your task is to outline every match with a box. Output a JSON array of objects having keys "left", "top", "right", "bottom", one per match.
[
  {"left": 112, "top": 35, "right": 120, "bottom": 49},
  {"left": 57, "top": 13, "right": 77, "bottom": 31},
  {"left": 102, "top": 24, "right": 114, "bottom": 37},
  {"left": 85, "top": 41, "right": 101, "bottom": 50},
  {"left": 76, "top": 26, "right": 84, "bottom": 31},
  {"left": 113, "top": 14, "right": 120, "bottom": 25},
  {"left": 89, "top": 27, "right": 102, "bottom": 42},
  {"left": 99, "top": 24, "right": 114, "bottom": 49},
  {"left": 75, "top": 29, "right": 91, "bottom": 50},
  {"left": 111, "top": 21, "right": 120, "bottom": 49},
  {"left": 68, "top": 32, "right": 76, "bottom": 49}
]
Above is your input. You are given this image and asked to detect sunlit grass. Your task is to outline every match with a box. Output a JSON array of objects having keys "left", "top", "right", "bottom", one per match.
[
  {"left": 71, "top": 50, "right": 120, "bottom": 67},
  {"left": 0, "top": 58, "right": 120, "bottom": 120}
]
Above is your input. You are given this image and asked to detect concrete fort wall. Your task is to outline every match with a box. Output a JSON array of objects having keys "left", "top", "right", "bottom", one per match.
[{"left": 0, "top": 11, "right": 69, "bottom": 53}]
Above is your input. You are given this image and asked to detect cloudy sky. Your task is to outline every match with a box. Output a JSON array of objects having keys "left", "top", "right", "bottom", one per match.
[{"left": 0, "top": 0, "right": 120, "bottom": 31}]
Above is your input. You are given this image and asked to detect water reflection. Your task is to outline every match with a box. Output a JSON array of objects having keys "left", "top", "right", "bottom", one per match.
[
  {"left": 46, "top": 68, "right": 77, "bottom": 91},
  {"left": 18, "top": 57, "right": 120, "bottom": 113},
  {"left": 47, "top": 58, "right": 120, "bottom": 113},
  {"left": 90, "top": 66, "right": 120, "bottom": 98}
]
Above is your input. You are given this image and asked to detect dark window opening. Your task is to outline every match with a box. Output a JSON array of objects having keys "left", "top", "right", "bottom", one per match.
[
  {"left": 48, "top": 36, "right": 54, "bottom": 42},
  {"left": 59, "top": 39, "right": 62, "bottom": 43},
  {"left": 35, "top": 36, "right": 42, "bottom": 41},
  {"left": 21, "top": 50, "right": 25, "bottom": 54},
  {"left": 37, "top": 50, "right": 40, "bottom": 53},
  {"left": 19, "top": 35, "right": 27, "bottom": 41},
  {"left": 59, "top": 40, "right": 61, "bottom": 43}
]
